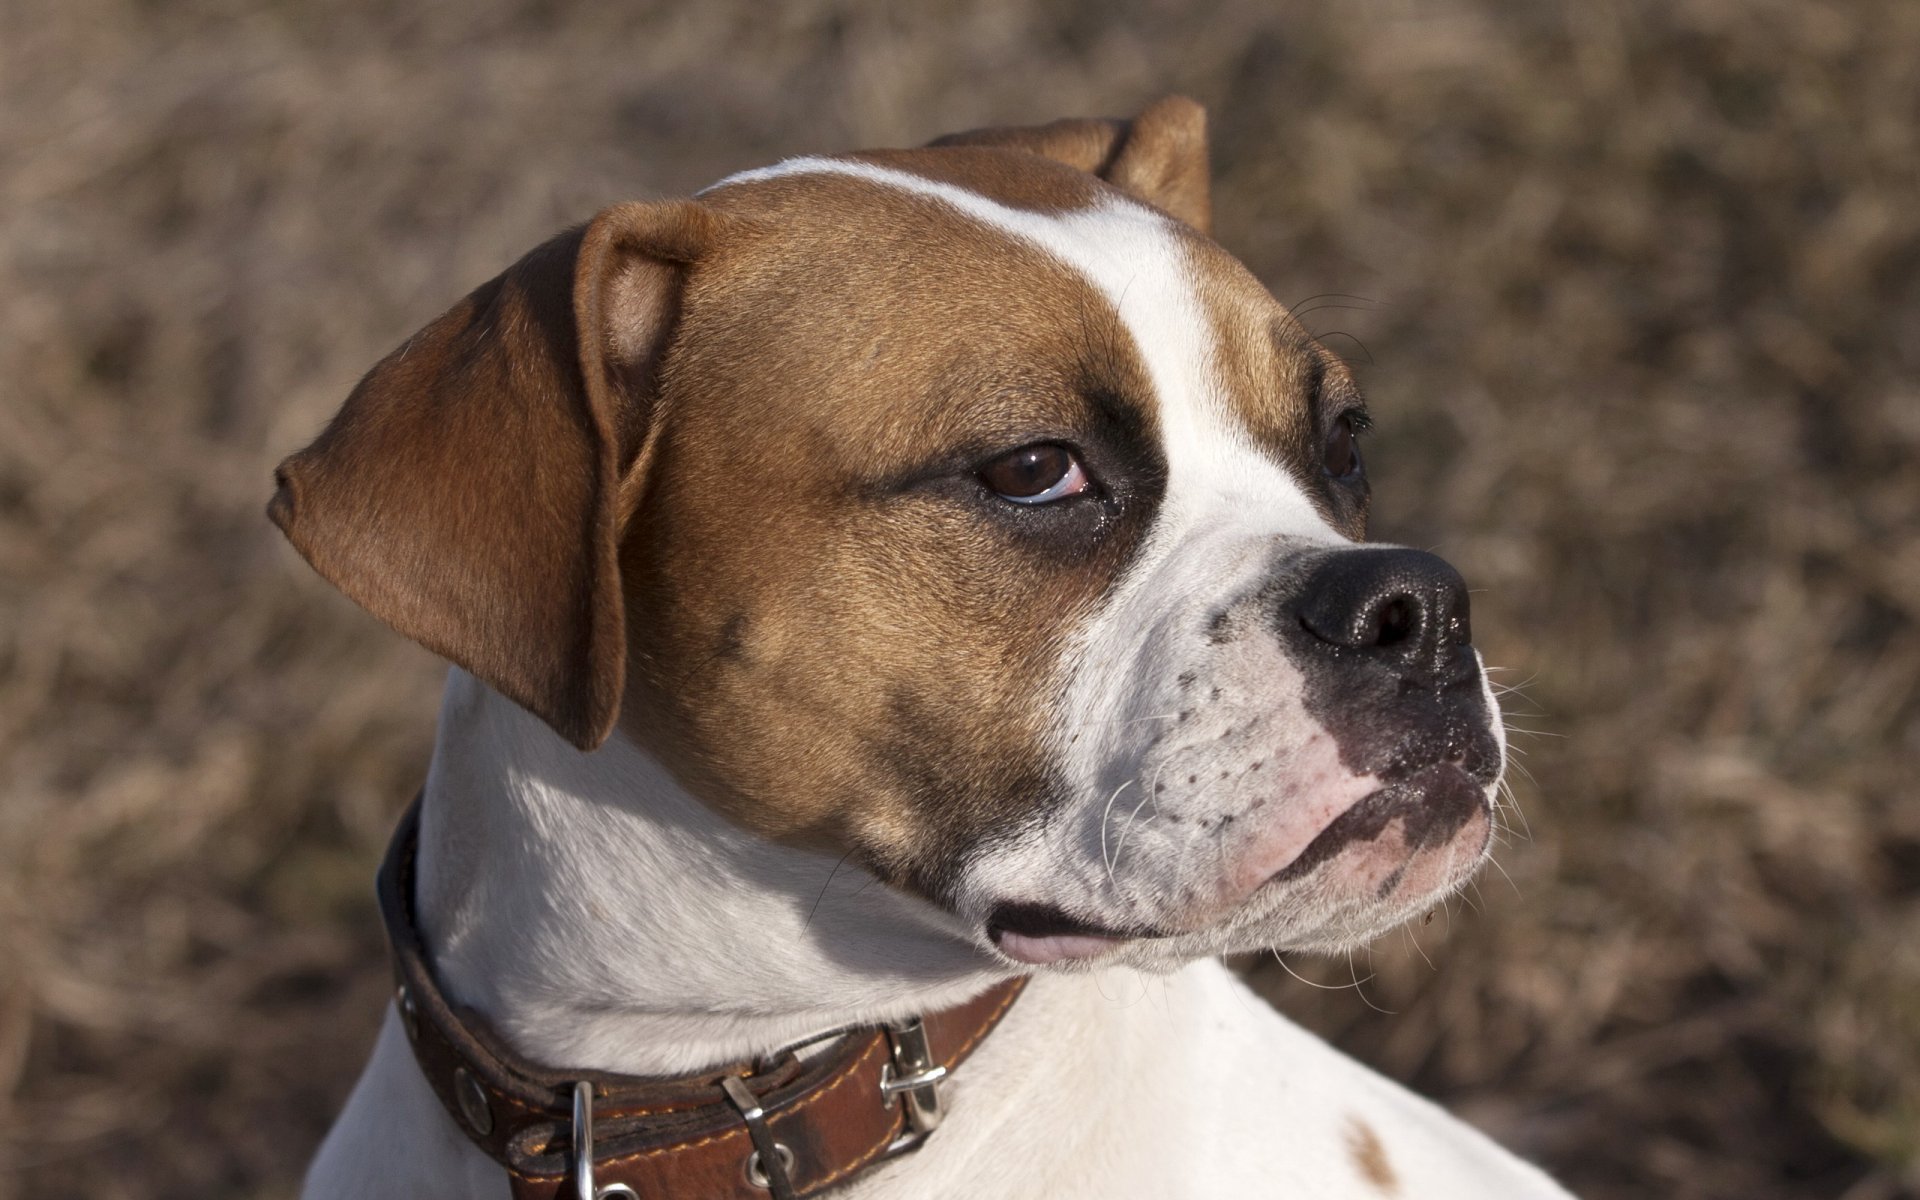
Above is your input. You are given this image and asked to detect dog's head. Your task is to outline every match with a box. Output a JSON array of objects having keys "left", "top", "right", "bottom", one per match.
[{"left": 272, "top": 97, "right": 1501, "bottom": 971}]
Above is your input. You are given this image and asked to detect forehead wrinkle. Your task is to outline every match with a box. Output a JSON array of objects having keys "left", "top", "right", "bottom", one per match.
[
  {"left": 713, "top": 162, "right": 1292, "bottom": 487},
  {"left": 904, "top": 382, "right": 1114, "bottom": 460},
  {"left": 711, "top": 157, "right": 1341, "bottom": 566}
]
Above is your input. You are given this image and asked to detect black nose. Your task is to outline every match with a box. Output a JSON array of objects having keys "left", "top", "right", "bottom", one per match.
[{"left": 1294, "top": 548, "right": 1473, "bottom": 678}]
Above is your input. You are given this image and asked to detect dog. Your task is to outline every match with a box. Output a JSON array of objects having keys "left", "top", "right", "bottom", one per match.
[{"left": 276, "top": 96, "right": 1572, "bottom": 1199}]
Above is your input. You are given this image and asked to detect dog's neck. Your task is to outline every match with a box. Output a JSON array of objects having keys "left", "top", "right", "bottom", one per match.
[{"left": 412, "top": 669, "right": 1009, "bottom": 1077}]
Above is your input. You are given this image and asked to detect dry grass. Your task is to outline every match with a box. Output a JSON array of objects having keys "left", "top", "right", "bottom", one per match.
[{"left": 2, "top": 1, "right": 1915, "bottom": 1196}]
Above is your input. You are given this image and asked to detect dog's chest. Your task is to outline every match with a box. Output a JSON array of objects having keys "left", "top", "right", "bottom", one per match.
[{"left": 823, "top": 964, "right": 1565, "bottom": 1200}]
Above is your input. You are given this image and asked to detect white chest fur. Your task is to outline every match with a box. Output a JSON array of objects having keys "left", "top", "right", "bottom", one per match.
[
  {"left": 308, "top": 961, "right": 1568, "bottom": 1199},
  {"left": 302, "top": 677, "right": 1567, "bottom": 1200}
]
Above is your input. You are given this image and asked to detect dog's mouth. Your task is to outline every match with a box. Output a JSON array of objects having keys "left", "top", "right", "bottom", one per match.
[
  {"left": 1267, "top": 761, "right": 1490, "bottom": 886},
  {"left": 982, "top": 758, "right": 1495, "bottom": 967},
  {"left": 985, "top": 901, "right": 1169, "bottom": 966}
]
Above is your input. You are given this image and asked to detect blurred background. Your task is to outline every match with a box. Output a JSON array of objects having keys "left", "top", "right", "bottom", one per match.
[{"left": 3, "top": 0, "right": 1916, "bottom": 1196}]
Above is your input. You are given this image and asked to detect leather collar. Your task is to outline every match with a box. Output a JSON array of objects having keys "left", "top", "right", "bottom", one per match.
[{"left": 377, "top": 795, "right": 1026, "bottom": 1199}]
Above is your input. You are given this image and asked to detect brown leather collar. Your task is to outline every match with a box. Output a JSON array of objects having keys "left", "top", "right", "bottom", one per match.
[{"left": 377, "top": 795, "right": 1026, "bottom": 1199}]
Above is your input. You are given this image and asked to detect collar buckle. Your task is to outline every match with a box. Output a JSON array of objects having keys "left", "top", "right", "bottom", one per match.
[{"left": 879, "top": 1016, "right": 948, "bottom": 1150}]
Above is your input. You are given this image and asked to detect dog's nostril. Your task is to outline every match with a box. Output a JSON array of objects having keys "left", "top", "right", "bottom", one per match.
[
  {"left": 1292, "top": 548, "right": 1474, "bottom": 678},
  {"left": 1374, "top": 596, "right": 1418, "bottom": 647}
]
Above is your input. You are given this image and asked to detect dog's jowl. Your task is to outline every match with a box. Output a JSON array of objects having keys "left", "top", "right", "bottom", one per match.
[{"left": 278, "top": 97, "right": 1571, "bottom": 1199}]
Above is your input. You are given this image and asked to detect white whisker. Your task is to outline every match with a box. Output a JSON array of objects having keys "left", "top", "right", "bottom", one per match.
[
  {"left": 1269, "top": 948, "right": 1378, "bottom": 994},
  {"left": 1099, "top": 778, "right": 1135, "bottom": 883},
  {"left": 1483, "top": 852, "right": 1522, "bottom": 898}
]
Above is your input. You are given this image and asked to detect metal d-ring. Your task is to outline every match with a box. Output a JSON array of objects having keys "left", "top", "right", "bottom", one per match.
[{"left": 572, "top": 1080, "right": 639, "bottom": 1200}]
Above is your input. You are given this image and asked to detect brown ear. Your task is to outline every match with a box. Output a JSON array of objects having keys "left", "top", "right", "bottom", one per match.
[
  {"left": 930, "top": 94, "right": 1211, "bottom": 235},
  {"left": 269, "top": 200, "right": 731, "bottom": 751}
]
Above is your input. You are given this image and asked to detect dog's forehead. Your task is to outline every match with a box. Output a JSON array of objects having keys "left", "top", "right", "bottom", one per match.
[{"left": 698, "top": 150, "right": 1339, "bottom": 525}]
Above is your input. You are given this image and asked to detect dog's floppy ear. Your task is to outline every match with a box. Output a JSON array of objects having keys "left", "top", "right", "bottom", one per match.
[
  {"left": 930, "top": 94, "right": 1211, "bottom": 235},
  {"left": 269, "top": 201, "right": 731, "bottom": 751}
]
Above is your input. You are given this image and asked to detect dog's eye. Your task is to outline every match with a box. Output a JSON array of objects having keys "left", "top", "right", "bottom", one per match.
[
  {"left": 1323, "top": 413, "right": 1366, "bottom": 481},
  {"left": 979, "top": 443, "right": 1090, "bottom": 504}
]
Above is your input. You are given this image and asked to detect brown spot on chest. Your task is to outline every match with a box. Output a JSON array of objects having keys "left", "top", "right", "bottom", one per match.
[{"left": 1346, "top": 1115, "right": 1401, "bottom": 1195}]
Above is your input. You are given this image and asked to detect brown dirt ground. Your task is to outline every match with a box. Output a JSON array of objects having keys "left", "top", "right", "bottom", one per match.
[{"left": 3, "top": 1, "right": 1916, "bottom": 1197}]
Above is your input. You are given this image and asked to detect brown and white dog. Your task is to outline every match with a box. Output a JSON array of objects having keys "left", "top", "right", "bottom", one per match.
[{"left": 278, "top": 97, "right": 1571, "bottom": 1198}]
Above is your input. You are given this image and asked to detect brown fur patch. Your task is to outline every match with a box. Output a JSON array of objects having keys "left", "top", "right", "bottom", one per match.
[
  {"left": 1346, "top": 1115, "right": 1402, "bottom": 1194},
  {"left": 927, "top": 94, "right": 1211, "bottom": 232},
  {"left": 617, "top": 170, "right": 1167, "bottom": 899}
]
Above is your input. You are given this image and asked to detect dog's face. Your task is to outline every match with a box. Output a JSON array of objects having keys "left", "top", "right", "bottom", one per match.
[{"left": 272, "top": 98, "right": 1500, "bottom": 973}]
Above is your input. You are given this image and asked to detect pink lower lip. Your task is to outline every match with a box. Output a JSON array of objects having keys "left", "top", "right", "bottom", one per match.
[{"left": 993, "top": 930, "right": 1125, "bottom": 965}]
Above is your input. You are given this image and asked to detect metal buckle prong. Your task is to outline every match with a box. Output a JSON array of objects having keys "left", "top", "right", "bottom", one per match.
[
  {"left": 571, "top": 1081, "right": 638, "bottom": 1200},
  {"left": 879, "top": 1016, "right": 947, "bottom": 1142},
  {"left": 721, "top": 1075, "right": 797, "bottom": 1198}
]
